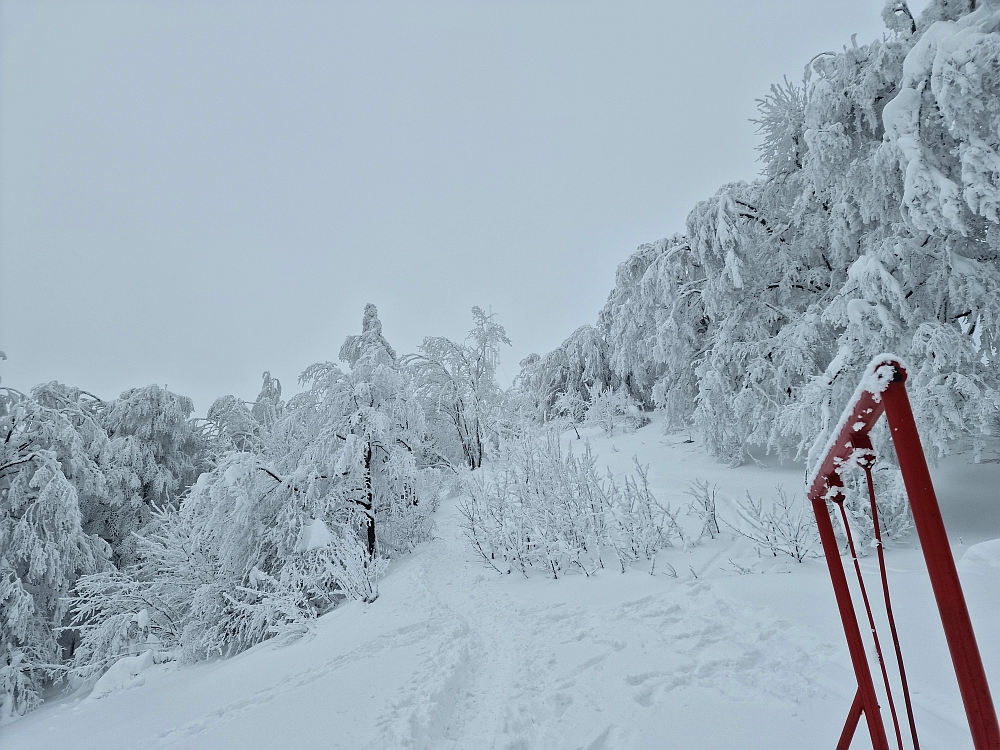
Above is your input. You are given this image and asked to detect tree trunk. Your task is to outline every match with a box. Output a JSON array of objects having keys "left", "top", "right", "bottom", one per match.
[{"left": 363, "top": 443, "right": 376, "bottom": 557}]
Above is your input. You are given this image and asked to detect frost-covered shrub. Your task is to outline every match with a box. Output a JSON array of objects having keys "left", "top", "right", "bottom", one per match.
[
  {"left": 727, "top": 486, "right": 819, "bottom": 563},
  {"left": 68, "top": 570, "right": 174, "bottom": 680},
  {"left": 461, "top": 433, "right": 683, "bottom": 577},
  {"left": 686, "top": 479, "right": 721, "bottom": 540},
  {"left": 551, "top": 391, "right": 588, "bottom": 439},
  {"left": 585, "top": 388, "right": 648, "bottom": 436}
]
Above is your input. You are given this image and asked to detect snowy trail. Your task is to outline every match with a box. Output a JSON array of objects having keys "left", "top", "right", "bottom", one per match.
[
  {"left": 371, "top": 500, "right": 560, "bottom": 749},
  {"left": 366, "top": 495, "right": 849, "bottom": 750},
  {"left": 4, "top": 423, "right": 1000, "bottom": 749},
  {"left": 1, "top": 496, "right": 842, "bottom": 750}
]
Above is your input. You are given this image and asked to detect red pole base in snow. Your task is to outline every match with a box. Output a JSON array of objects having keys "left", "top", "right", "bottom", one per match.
[
  {"left": 812, "top": 493, "right": 890, "bottom": 750},
  {"left": 808, "top": 356, "right": 1000, "bottom": 750},
  {"left": 838, "top": 691, "right": 865, "bottom": 750}
]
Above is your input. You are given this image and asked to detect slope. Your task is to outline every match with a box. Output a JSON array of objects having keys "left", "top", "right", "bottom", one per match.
[{"left": 3, "top": 420, "right": 1000, "bottom": 749}]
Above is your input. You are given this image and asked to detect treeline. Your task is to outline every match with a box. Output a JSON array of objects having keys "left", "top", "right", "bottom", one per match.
[
  {"left": 1, "top": 305, "right": 512, "bottom": 718},
  {"left": 518, "top": 0, "right": 1000, "bottom": 467}
]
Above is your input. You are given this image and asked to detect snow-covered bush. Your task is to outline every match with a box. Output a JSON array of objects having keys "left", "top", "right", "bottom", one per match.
[
  {"left": 727, "top": 486, "right": 819, "bottom": 563},
  {"left": 686, "top": 479, "right": 721, "bottom": 541},
  {"left": 461, "top": 432, "right": 683, "bottom": 577},
  {"left": 68, "top": 571, "right": 173, "bottom": 681},
  {"left": 585, "top": 387, "right": 648, "bottom": 436}
]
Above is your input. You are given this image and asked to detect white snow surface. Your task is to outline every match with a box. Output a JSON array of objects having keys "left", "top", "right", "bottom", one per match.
[
  {"left": 4, "top": 419, "right": 1000, "bottom": 749},
  {"left": 89, "top": 651, "right": 160, "bottom": 701}
]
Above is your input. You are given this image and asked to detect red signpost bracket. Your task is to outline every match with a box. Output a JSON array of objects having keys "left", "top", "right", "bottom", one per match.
[{"left": 808, "top": 355, "right": 1000, "bottom": 750}]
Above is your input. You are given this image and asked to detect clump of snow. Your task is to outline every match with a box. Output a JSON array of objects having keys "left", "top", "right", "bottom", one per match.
[
  {"left": 295, "top": 518, "right": 333, "bottom": 553},
  {"left": 89, "top": 650, "right": 159, "bottom": 700},
  {"left": 961, "top": 538, "right": 1000, "bottom": 568},
  {"left": 222, "top": 462, "right": 245, "bottom": 487}
]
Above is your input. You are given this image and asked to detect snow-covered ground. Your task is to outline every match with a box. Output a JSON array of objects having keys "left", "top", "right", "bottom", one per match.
[{"left": 4, "top": 420, "right": 1000, "bottom": 749}]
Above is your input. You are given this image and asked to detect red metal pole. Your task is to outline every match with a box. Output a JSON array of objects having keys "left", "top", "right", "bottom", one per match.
[
  {"left": 813, "top": 491, "right": 891, "bottom": 750},
  {"left": 881, "top": 379, "right": 1000, "bottom": 750},
  {"left": 839, "top": 691, "right": 866, "bottom": 750}
]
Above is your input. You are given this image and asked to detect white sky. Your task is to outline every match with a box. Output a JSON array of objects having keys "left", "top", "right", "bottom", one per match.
[{"left": 1, "top": 0, "right": 891, "bottom": 413}]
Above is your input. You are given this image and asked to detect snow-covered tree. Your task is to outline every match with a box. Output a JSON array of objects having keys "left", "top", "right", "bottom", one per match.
[
  {"left": 405, "top": 307, "right": 511, "bottom": 468},
  {"left": 98, "top": 385, "right": 205, "bottom": 565},
  {"left": 71, "top": 305, "right": 440, "bottom": 669},
  {"left": 540, "top": 0, "right": 1000, "bottom": 469},
  {"left": 0, "top": 387, "right": 109, "bottom": 718},
  {"left": 204, "top": 372, "right": 286, "bottom": 457},
  {"left": 512, "top": 324, "right": 616, "bottom": 428}
]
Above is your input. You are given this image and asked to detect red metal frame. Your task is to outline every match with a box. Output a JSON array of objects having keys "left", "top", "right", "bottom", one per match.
[{"left": 807, "top": 357, "right": 1000, "bottom": 750}]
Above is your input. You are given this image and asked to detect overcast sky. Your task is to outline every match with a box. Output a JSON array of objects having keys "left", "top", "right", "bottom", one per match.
[{"left": 1, "top": 1, "right": 901, "bottom": 413}]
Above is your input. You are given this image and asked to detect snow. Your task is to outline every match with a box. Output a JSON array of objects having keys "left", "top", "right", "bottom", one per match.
[
  {"left": 806, "top": 353, "right": 906, "bottom": 493},
  {"left": 89, "top": 651, "right": 159, "bottom": 701},
  {"left": 295, "top": 518, "right": 333, "bottom": 553},
  {"left": 3, "top": 418, "right": 1000, "bottom": 749},
  {"left": 222, "top": 463, "right": 244, "bottom": 487},
  {"left": 961, "top": 539, "right": 1000, "bottom": 569}
]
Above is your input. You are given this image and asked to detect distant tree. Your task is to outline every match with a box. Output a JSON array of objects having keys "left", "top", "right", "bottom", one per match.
[
  {"left": 204, "top": 394, "right": 258, "bottom": 455},
  {"left": 98, "top": 385, "right": 205, "bottom": 565},
  {"left": 405, "top": 307, "right": 511, "bottom": 468},
  {"left": 250, "top": 371, "right": 283, "bottom": 430},
  {"left": 204, "top": 372, "right": 285, "bottom": 456},
  {"left": 510, "top": 325, "right": 614, "bottom": 429}
]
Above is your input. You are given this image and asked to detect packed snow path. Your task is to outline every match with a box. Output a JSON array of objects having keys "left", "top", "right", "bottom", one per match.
[{"left": 4, "top": 428, "right": 999, "bottom": 749}]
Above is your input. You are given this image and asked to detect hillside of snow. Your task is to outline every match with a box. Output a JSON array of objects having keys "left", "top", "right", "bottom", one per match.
[{"left": 4, "top": 419, "right": 1000, "bottom": 750}]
